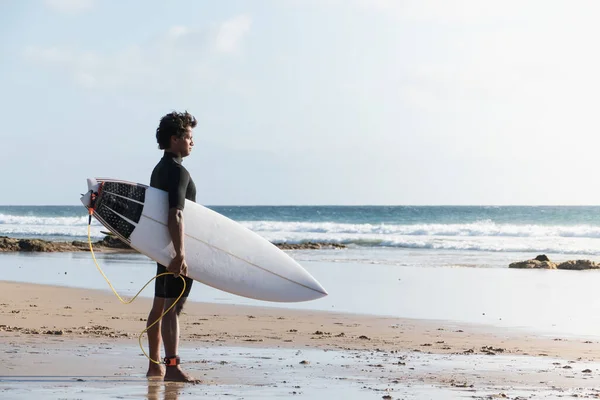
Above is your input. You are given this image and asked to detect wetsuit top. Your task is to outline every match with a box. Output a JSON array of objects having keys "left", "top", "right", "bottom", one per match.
[{"left": 150, "top": 151, "right": 196, "bottom": 210}]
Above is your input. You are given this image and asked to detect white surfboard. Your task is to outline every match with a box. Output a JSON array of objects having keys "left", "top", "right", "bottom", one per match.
[{"left": 80, "top": 178, "right": 328, "bottom": 302}]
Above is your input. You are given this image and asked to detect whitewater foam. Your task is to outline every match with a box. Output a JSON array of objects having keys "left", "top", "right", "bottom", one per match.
[
  {"left": 0, "top": 214, "right": 104, "bottom": 239},
  {"left": 240, "top": 220, "right": 600, "bottom": 239},
  {"left": 3, "top": 212, "right": 600, "bottom": 256}
]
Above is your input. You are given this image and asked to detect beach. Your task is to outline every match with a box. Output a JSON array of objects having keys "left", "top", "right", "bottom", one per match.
[{"left": 4, "top": 276, "right": 600, "bottom": 399}]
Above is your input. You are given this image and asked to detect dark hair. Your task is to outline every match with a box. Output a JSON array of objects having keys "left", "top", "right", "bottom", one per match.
[{"left": 155, "top": 111, "right": 197, "bottom": 150}]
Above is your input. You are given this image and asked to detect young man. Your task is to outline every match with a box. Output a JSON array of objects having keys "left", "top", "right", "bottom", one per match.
[{"left": 146, "top": 111, "right": 198, "bottom": 383}]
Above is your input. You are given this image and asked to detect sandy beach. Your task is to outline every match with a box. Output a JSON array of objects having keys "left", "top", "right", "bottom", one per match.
[{"left": 3, "top": 281, "right": 600, "bottom": 399}]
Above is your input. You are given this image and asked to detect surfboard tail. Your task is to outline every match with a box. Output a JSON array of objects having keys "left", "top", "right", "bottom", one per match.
[{"left": 80, "top": 178, "right": 100, "bottom": 209}]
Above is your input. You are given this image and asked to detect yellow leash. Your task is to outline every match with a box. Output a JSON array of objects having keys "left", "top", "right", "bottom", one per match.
[{"left": 86, "top": 223, "right": 186, "bottom": 365}]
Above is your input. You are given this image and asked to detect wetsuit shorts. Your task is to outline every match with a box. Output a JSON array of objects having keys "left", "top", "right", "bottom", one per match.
[{"left": 154, "top": 263, "right": 194, "bottom": 298}]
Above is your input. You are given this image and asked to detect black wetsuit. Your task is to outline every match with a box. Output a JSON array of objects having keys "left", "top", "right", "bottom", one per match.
[{"left": 150, "top": 151, "right": 196, "bottom": 298}]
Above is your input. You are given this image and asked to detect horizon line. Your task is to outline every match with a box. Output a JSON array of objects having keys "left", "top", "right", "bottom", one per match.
[{"left": 3, "top": 204, "right": 600, "bottom": 208}]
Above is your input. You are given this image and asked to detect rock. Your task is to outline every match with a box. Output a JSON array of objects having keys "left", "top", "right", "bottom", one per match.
[
  {"left": 99, "top": 235, "right": 131, "bottom": 249},
  {"left": 511, "top": 257, "right": 600, "bottom": 270},
  {"left": 0, "top": 235, "right": 135, "bottom": 253},
  {"left": 273, "top": 242, "right": 346, "bottom": 250},
  {"left": 509, "top": 260, "right": 557, "bottom": 269},
  {"left": 18, "top": 239, "right": 51, "bottom": 251},
  {"left": 557, "top": 260, "right": 600, "bottom": 270},
  {"left": 0, "top": 236, "right": 19, "bottom": 251},
  {"left": 0, "top": 235, "right": 342, "bottom": 253}
]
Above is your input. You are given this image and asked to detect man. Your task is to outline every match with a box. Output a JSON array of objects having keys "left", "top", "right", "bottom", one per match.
[{"left": 146, "top": 110, "right": 198, "bottom": 383}]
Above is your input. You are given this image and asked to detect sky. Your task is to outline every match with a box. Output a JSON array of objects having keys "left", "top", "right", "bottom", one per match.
[{"left": 2, "top": 0, "right": 600, "bottom": 205}]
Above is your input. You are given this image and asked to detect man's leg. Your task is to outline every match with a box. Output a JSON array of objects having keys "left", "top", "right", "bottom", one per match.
[
  {"left": 162, "top": 296, "right": 198, "bottom": 382},
  {"left": 161, "top": 273, "right": 197, "bottom": 382},
  {"left": 146, "top": 296, "right": 166, "bottom": 377},
  {"left": 147, "top": 263, "right": 168, "bottom": 378}
]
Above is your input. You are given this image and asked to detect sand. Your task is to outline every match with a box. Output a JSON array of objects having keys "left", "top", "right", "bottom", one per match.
[{"left": 2, "top": 281, "right": 600, "bottom": 399}]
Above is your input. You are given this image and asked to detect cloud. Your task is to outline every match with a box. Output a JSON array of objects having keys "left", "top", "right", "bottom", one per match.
[
  {"left": 22, "top": 15, "right": 253, "bottom": 94},
  {"left": 395, "top": 25, "right": 600, "bottom": 161},
  {"left": 354, "top": 0, "right": 600, "bottom": 26},
  {"left": 356, "top": 0, "right": 559, "bottom": 23},
  {"left": 167, "top": 26, "right": 189, "bottom": 39},
  {"left": 214, "top": 15, "right": 252, "bottom": 54},
  {"left": 44, "top": 0, "right": 94, "bottom": 14},
  {"left": 404, "top": 23, "right": 600, "bottom": 109}
]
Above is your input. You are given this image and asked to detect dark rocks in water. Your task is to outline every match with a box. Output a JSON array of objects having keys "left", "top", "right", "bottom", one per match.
[
  {"left": 0, "top": 236, "right": 89, "bottom": 252},
  {"left": 0, "top": 236, "right": 344, "bottom": 253},
  {"left": 99, "top": 235, "right": 131, "bottom": 249},
  {"left": 16, "top": 239, "right": 49, "bottom": 252},
  {"left": 510, "top": 255, "right": 600, "bottom": 270},
  {"left": 557, "top": 260, "right": 600, "bottom": 270},
  {"left": 0, "top": 237, "right": 19, "bottom": 252},
  {"left": 0, "top": 236, "right": 133, "bottom": 253},
  {"left": 273, "top": 242, "right": 346, "bottom": 250},
  {"left": 509, "top": 259, "right": 557, "bottom": 269}
]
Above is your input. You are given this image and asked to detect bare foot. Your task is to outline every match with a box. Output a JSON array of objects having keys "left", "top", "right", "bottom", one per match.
[
  {"left": 164, "top": 366, "right": 200, "bottom": 383},
  {"left": 146, "top": 363, "right": 165, "bottom": 378}
]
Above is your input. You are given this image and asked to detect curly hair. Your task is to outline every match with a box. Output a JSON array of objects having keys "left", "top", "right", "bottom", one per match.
[{"left": 156, "top": 111, "right": 197, "bottom": 150}]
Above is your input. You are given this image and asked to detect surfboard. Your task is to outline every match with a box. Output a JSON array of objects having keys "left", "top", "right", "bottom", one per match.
[{"left": 80, "top": 178, "right": 328, "bottom": 303}]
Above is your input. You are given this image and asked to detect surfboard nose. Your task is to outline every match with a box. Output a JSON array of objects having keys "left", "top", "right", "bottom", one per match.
[
  {"left": 293, "top": 269, "right": 328, "bottom": 300},
  {"left": 308, "top": 277, "right": 328, "bottom": 298},
  {"left": 318, "top": 285, "right": 328, "bottom": 296},
  {"left": 312, "top": 286, "right": 328, "bottom": 299}
]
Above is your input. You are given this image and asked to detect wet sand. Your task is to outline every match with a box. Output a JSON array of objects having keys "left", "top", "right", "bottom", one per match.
[{"left": 2, "top": 281, "right": 600, "bottom": 398}]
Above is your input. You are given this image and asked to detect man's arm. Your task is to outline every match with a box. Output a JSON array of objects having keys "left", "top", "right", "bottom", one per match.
[
  {"left": 166, "top": 165, "right": 190, "bottom": 278},
  {"left": 167, "top": 208, "right": 187, "bottom": 278}
]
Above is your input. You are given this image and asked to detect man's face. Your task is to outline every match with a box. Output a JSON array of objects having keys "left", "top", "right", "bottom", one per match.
[{"left": 171, "top": 127, "right": 194, "bottom": 157}]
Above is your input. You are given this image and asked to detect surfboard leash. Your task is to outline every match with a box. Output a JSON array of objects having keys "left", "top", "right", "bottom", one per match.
[{"left": 86, "top": 201, "right": 186, "bottom": 365}]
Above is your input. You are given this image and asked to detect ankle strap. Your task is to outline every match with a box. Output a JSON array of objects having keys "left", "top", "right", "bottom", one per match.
[{"left": 164, "top": 356, "right": 180, "bottom": 366}]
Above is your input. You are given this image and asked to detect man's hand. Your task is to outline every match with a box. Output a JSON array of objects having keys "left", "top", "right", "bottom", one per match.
[{"left": 168, "top": 254, "right": 188, "bottom": 278}]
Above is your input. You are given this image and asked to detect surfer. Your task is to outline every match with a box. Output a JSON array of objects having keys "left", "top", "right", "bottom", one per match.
[{"left": 146, "top": 110, "right": 198, "bottom": 383}]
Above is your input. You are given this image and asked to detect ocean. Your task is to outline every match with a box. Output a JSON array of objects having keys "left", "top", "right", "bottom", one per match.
[
  {"left": 3, "top": 205, "right": 600, "bottom": 258},
  {"left": 4, "top": 205, "right": 600, "bottom": 336}
]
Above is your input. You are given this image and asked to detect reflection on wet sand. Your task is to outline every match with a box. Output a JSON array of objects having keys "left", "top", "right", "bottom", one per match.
[{"left": 147, "top": 380, "right": 184, "bottom": 400}]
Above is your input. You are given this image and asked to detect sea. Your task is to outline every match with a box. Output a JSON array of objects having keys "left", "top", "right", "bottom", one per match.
[
  {"left": 3, "top": 205, "right": 600, "bottom": 258},
  {"left": 4, "top": 205, "right": 600, "bottom": 337}
]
